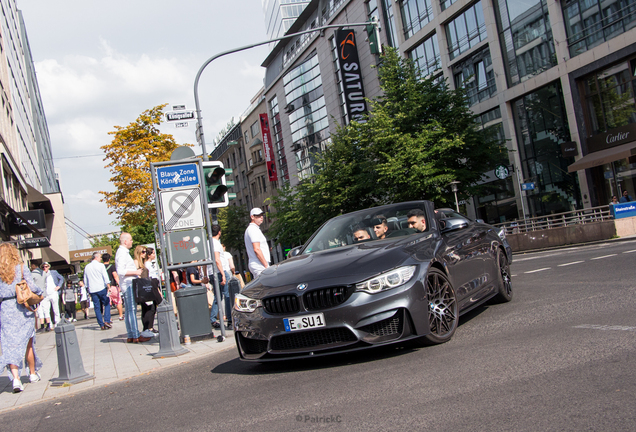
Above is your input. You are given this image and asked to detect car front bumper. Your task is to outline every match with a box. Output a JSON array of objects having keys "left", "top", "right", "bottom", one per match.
[{"left": 232, "top": 277, "right": 430, "bottom": 361}]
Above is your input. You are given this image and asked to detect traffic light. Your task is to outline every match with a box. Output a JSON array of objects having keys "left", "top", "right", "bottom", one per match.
[
  {"left": 202, "top": 161, "right": 229, "bottom": 208},
  {"left": 224, "top": 167, "right": 237, "bottom": 201},
  {"left": 366, "top": 17, "right": 382, "bottom": 55}
]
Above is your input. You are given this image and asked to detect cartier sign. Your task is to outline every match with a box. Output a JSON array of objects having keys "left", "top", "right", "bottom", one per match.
[
  {"left": 561, "top": 141, "right": 578, "bottom": 157},
  {"left": 587, "top": 123, "right": 636, "bottom": 153}
]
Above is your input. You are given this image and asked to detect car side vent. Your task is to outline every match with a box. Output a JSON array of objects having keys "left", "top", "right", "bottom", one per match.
[
  {"left": 303, "top": 286, "right": 351, "bottom": 311},
  {"left": 262, "top": 295, "right": 300, "bottom": 314}
]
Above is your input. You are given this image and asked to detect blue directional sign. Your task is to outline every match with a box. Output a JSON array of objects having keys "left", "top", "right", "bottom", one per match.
[
  {"left": 156, "top": 163, "right": 199, "bottom": 190},
  {"left": 521, "top": 182, "right": 535, "bottom": 191},
  {"left": 611, "top": 202, "right": 636, "bottom": 219}
]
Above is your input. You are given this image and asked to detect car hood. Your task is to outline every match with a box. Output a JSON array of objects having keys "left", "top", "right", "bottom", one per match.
[{"left": 243, "top": 235, "right": 435, "bottom": 299}]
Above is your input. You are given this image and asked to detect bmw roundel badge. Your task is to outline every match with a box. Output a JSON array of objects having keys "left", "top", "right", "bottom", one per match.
[{"left": 297, "top": 283, "right": 308, "bottom": 291}]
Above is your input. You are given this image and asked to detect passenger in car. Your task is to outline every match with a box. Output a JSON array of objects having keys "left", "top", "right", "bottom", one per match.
[
  {"left": 407, "top": 209, "right": 427, "bottom": 232},
  {"left": 353, "top": 226, "right": 371, "bottom": 242},
  {"left": 371, "top": 214, "right": 389, "bottom": 239}
]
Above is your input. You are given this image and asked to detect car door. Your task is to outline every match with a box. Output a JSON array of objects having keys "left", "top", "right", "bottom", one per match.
[{"left": 440, "top": 222, "right": 483, "bottom": 310}]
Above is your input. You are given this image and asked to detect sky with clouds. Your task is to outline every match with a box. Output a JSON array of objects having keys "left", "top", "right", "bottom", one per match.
[{"left": 18, "top": 0, "right": 270, "bottom": 248}]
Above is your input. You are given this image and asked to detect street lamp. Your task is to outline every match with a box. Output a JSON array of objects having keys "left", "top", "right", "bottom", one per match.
[
  {"left": 193, "top": 20, "right": 379, "bottom": 159},
  {"left": 449, "top": 181, "right": 460, "bottom": 212}
]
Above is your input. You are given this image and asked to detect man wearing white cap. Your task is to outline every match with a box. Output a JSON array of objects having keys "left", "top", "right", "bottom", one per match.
[{"left": 244, "top": 207, "right": 270, "bottom": 279}]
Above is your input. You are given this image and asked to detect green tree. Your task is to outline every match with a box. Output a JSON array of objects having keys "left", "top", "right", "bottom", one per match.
[
  {"left": 90, "top": 233, "right": 120, "bottom": 253},
  {"left": 100, "top": 104, "right": 188, "bottom": 228},
  {"left": 270, "top": 48, "right": 504, "bottom": 246},
  {"left": 217, "top": 205, "right": 249, "bottom": 254}
]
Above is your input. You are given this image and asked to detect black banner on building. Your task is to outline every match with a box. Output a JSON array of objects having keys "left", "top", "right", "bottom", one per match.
[
  {"left": 8, "top": 209, "right": 46, "bottom": 235},
  {"left": 335, "top": 29, "right": 368, "bottom": 124}
]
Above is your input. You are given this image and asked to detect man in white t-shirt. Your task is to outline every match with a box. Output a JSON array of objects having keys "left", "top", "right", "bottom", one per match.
[{"left": 244, "top": 207, "right": 270, "bottom": 279}]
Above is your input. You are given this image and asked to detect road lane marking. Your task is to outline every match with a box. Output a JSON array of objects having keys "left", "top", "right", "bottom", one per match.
[
  {"left": 575, "top": 324, "right": 636, "bottom": 332},
  {"left": 558, "top": 261, "right": 584, "bottom": 267},
  {"left": 590, "top": 254, "right": 617, "bottom": 260},
  {"left": 623, "top": 249, "right": 636, "bottom": 254},
  {"left": 524, "top": 268, "right": 550, "bottom": 273}
]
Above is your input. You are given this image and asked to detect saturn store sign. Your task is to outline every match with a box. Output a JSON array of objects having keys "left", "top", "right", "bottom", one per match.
[{"left": 335, "top": 29, "right": 368, "bottom": 124}]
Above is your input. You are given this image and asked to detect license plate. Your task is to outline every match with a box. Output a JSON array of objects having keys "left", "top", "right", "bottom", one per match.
[{"left": 283, "top": 313, "right": 326, "bottom": 332}]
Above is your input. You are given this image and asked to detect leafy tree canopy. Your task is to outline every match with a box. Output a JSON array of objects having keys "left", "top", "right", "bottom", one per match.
[
  {"left": 270, "top": 48, "right": 506, "bottom": 246},
  {"left": 100, "top": 104, "right": 189, "bottom": 228},
  {"left": 217, "top": 205, "right": 249, "bottom": 254}
]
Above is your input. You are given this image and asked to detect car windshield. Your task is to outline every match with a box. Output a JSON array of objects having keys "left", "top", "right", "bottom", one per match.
[{"left": 303, "top": 202, "right": 429, "bottom": 254}]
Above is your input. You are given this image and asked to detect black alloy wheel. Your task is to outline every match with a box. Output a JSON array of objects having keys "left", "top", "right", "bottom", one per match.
[
  {"left": 420, "top": 268, "right": 458, "bottom": 345},
  {"left": 493, "top": 249, "right": 513, "bottom": 303}
]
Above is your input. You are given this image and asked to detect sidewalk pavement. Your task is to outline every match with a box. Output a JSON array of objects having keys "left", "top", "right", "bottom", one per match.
[{"left": 0, "top": 315, "right": 236, "bottom": 413}]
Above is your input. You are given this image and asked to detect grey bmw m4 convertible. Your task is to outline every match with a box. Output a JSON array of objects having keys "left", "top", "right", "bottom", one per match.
[{"left": 232, "top": 200, "right": 512, "bottom": 361}]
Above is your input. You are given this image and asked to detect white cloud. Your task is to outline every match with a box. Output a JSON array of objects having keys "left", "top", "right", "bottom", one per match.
[{"left": 69, "top": 189, "right": 104, "bottom": 207}]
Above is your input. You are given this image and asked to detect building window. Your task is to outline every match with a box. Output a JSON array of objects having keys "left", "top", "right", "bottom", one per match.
[
  {"left": 269, "top": 95, "right": 289, "bottom": 182},
  {"left": 440, "top": 0, "right": 457, "bottom": 12},
  {"left": 250, "top": 121, "right": 259, "bottom": 138},
  {"left": 330, "top": 36, "right": 348, "bottom": 123},
  {"left": 563, "top": 0, "right": 636, "bottom": 58},
  {"left": 252, "top": 149, "right": 263, "bottom": 163},
  {"left": 400, "top": 0, "right": 434, "bottom": 40},
  {"left": 409, "top": 33, "right": 441, "bottom": 78},
  {"left": 512, "top": 82, "right": 581, "bottom": 216},
  {"left": 453, "top": 48, "right": 496, "bottom": 106},
  {"left": 380, "top": 0, "right": 399, "bottom": 48},
  {"left": 581, "top": 58, "right": 636, "bottom": 136},
  {"left": 283, "top": 54, "right": 330, "bottom": 179},
  {"left": 446, "top": 2, "right": 487, "bottom": 60},
  {"left": 495, "top": 0, "right": 556, "bottom": 86}
]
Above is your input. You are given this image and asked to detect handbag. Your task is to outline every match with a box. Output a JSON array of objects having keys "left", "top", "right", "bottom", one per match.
[
  {"left": 133, "top": 277, "right": 162, "bottom": 304},
  {"left": 15, "top": 264, "right": 43, "bottom": 311}
]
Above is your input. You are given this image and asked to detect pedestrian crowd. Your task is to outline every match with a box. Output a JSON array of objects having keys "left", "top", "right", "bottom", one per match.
[{"left": 0, "top": 207, "right": 274, "bottom": 394}]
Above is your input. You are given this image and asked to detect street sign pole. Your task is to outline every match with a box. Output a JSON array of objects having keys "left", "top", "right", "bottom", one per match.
[
  {"left": 514, "top": 163, "right": 527, "bottom": 223},
  {"left": 150, "top": 161, "right": 189, "bottom": 358},
  {"left": 152, "top": 158, "right": 227, "bottom": 342}
]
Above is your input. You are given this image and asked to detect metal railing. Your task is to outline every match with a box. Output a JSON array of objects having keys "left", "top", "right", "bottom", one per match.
[{"left": 493, "top": 205, "right": 613, "bottom": 235}]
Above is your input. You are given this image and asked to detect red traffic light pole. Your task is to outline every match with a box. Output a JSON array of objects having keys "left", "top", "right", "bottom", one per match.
[{"left": 193, "top": 20, "right": 379, "bottom": 159}]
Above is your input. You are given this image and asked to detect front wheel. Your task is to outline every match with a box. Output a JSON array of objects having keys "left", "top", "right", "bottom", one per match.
[{"left": 416, "top": 268, "right": 458, "bottom": 346}]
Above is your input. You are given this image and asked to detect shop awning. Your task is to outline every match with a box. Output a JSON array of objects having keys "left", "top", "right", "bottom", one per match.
[
  {"left": 27, "top": 184, "right": 55, "bottom": 214},
  {"left": 568, "top": 141, "right": 636, "bottom": 172}
]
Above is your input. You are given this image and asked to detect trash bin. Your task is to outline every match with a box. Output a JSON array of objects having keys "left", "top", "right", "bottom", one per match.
[{"left": 174, "top": 285, "right": 211, "bottom": 339}]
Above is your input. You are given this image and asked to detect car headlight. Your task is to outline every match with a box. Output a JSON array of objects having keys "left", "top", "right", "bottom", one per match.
[
  {"left": 234, "top": 293, "right": 262, "bottom": 313},
  {"left": 355, "top": 266, "right": 417, "bottom": 294}
]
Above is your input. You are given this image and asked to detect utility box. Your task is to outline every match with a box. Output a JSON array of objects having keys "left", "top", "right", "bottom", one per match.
[{"left": 174, "top": 285, "right": 212, "bottom": 340}]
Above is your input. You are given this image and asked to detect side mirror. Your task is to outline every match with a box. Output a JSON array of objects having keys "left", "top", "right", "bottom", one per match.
[
  {"left": 287, "top": 246, "right": 303, "bottom": 258},
  {"left": 475, "top": 218, "right": 484, "bottom": 223},
  {"left": 441, "top": 217, "right": 469, "bottom": 233}
]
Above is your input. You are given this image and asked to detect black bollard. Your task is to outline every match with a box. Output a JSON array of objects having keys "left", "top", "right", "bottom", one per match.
[
  {"left": 50, "top": 323, "right": 94, "bottom": 386},
  {"left": 153, "top": 300, "right": 189, "bottom": 359}
]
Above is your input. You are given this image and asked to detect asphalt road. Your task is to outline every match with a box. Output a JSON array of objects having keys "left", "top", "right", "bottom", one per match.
[{"left": 3, "top": 240, "right": 636, "bottom": 431}]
